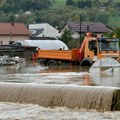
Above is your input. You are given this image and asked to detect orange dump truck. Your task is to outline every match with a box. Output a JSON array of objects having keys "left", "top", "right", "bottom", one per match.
[
  {"left": 35, "top": 33, "right": 120, "bottom": 66},
  {"left": 37, "top": 49, "right": 79, "bottom": 66}
]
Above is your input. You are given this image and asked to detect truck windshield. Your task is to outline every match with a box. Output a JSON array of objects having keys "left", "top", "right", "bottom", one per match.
[{"left": 99, "top": 40, "right": 119, "bottom": 51}]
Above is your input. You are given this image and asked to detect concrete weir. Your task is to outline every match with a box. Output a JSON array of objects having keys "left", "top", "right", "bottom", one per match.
[{"left": 0, "top": 83, "right": 119, "bottom": 111}]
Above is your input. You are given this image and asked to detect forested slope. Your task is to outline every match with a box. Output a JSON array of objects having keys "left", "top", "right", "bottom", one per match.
[{"left": 0, "top": 0, "right": 120, "bottom": 29}]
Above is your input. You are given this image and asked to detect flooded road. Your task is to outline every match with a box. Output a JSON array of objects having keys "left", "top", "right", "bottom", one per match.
[
  {"left": 0, "top": 61, "right": 120, "bottom": 119},
  {"left": 0, "top": 61, "right": 120, "bottom": 87},
  {"left": 0, "top": 62, "right": 90, "bottom": 85}
]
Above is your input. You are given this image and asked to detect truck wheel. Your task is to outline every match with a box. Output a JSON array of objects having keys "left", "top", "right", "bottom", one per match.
[
  {"left": 38, "top": 59, "right": 46, "bottom": 66},
  {"left": 80, "top": 58, "right": 93, "bottom": 66},
  {"left": 47, "top": 60, "right": 58, "bottom": 68}
]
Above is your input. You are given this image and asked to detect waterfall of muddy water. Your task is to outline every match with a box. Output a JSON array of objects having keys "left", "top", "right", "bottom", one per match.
[{"left": 0, "top": 82, "right": 120, "bottom": 111}]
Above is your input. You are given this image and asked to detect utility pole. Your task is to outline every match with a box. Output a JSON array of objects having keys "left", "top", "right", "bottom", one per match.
[
  {"left": 10, "top": 32, "right": 12, "bottom": 41},
  {"left": 80, "top": 14, "right": 82, "bottom": 46}
]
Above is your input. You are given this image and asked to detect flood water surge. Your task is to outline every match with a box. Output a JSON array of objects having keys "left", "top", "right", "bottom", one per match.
[
  {"left": 0, "top": 83, "right": 119, "bottom": 111},
  {"left": 0, "top": 62, "right": 120, "bottom": 113}
]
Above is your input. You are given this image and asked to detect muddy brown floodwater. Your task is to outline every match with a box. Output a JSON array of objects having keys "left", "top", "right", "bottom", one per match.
[
  {"left": 0, "top": 61, "right": 120, "bottom": 87},
  {"left": 0, "top": 61, "right": 120, "bottom": 120}
]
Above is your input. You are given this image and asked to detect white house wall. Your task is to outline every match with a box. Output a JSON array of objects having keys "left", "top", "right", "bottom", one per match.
[
  {"left": 60, "top": 25, "right": 80, "bottom": 39},
  {"left": 29, "top": 23, "right": 60, "bottom": 38},
  {"left": 0, "top": 35, "right": 29, "bottom": 45},
  {"left": 72, "top": 32, "right": 80, "bottom": 39},
  {"left": 59, "top": 25, "right": 69, "bottom": 36}
]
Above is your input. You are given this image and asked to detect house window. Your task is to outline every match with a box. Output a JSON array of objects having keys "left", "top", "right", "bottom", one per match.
[{"left": 0, "top": 41, "right": 3, "bottom": 45}]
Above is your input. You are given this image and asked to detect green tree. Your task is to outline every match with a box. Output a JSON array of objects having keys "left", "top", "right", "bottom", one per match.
[
  {"left": 115, "top": 2, "right": 120, "bottom": 7},
  {"left": 67, "top": 39, "right": 80, "bottom": 49},
  {"left": 61, "top": 29, "right": 72, "bottom": 46},
  {"left": 8, "top": 14, "right": 15, "bottom": 22},
  {"left": 96, "top": 13, "right": 109, "bottom": 24},
  {"left": 92, "top": 0, "right": 101, "bottom": 7},
  {"left": 115, "top": 28, "right": 120, "bottom": 46},
  {"left": 66, "top": 0, "right": 75, "bottom": 6},
  {"left": 77, "top": 0, "right": 92, "bottom": 9},
  {"left": 0, "top": 12, "right": 9, "bottom": 22},
  {"left": 85, "top": 7, "right": 99, "bottom": 22}
]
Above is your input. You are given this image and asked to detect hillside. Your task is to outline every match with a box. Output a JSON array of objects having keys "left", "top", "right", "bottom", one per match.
[
  {"left": 0, "top": 0, "right": 120, "bottom": 28},
  {"left": 50, "top": 0, "right": 120, "bottom": 28}
]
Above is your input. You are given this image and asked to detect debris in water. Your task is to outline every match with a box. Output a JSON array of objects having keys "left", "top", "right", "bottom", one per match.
[
  {"left": 89, "top": 57, "right": 120, "bottom": 87},
  {"left": 0, "top": 55, "right": 25, "bottom": 66}
]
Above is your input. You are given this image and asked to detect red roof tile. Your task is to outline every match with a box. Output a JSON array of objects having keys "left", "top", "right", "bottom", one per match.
[{"left": 0, "top": 23, "right": 31, "bottom": 35}]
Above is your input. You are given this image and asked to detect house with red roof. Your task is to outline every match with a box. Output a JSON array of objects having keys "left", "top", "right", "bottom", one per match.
[
  {"left": 0, "top": 23, "right": 31, "bottom": 45},
  {"left": 59, "top": 22, "right": 113, "bottom": 39}
]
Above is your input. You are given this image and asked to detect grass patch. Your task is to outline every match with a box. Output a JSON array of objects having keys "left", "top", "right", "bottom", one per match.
[
  {"left": 51, "top": 0, "right": 66, "bottom": 9},
  {"left": 99, "top": 0, "right": 119, "bottom": 2},
  {"left": 109, "top": 16, "right": 120, "bottom": 28},
  {"left": 50, "top": 0, "right": 119, "bottom": 9}
]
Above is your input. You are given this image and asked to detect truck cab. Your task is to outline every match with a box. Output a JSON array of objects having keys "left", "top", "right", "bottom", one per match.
[
  {"left": 80, "top": 37, "right": 119, "bottom": 66},
  {"left": 97, "top": 38, "right": 119, "bottom": 59}
]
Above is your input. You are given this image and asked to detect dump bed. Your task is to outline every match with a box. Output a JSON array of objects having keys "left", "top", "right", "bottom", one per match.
[{"left": 37, "top": 49, "right": 79, "bottom": 61}]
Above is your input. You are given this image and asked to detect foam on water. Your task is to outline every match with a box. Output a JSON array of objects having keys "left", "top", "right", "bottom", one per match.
[{"left": 0, "top": 102, "right": 120, "bottom": 120}]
